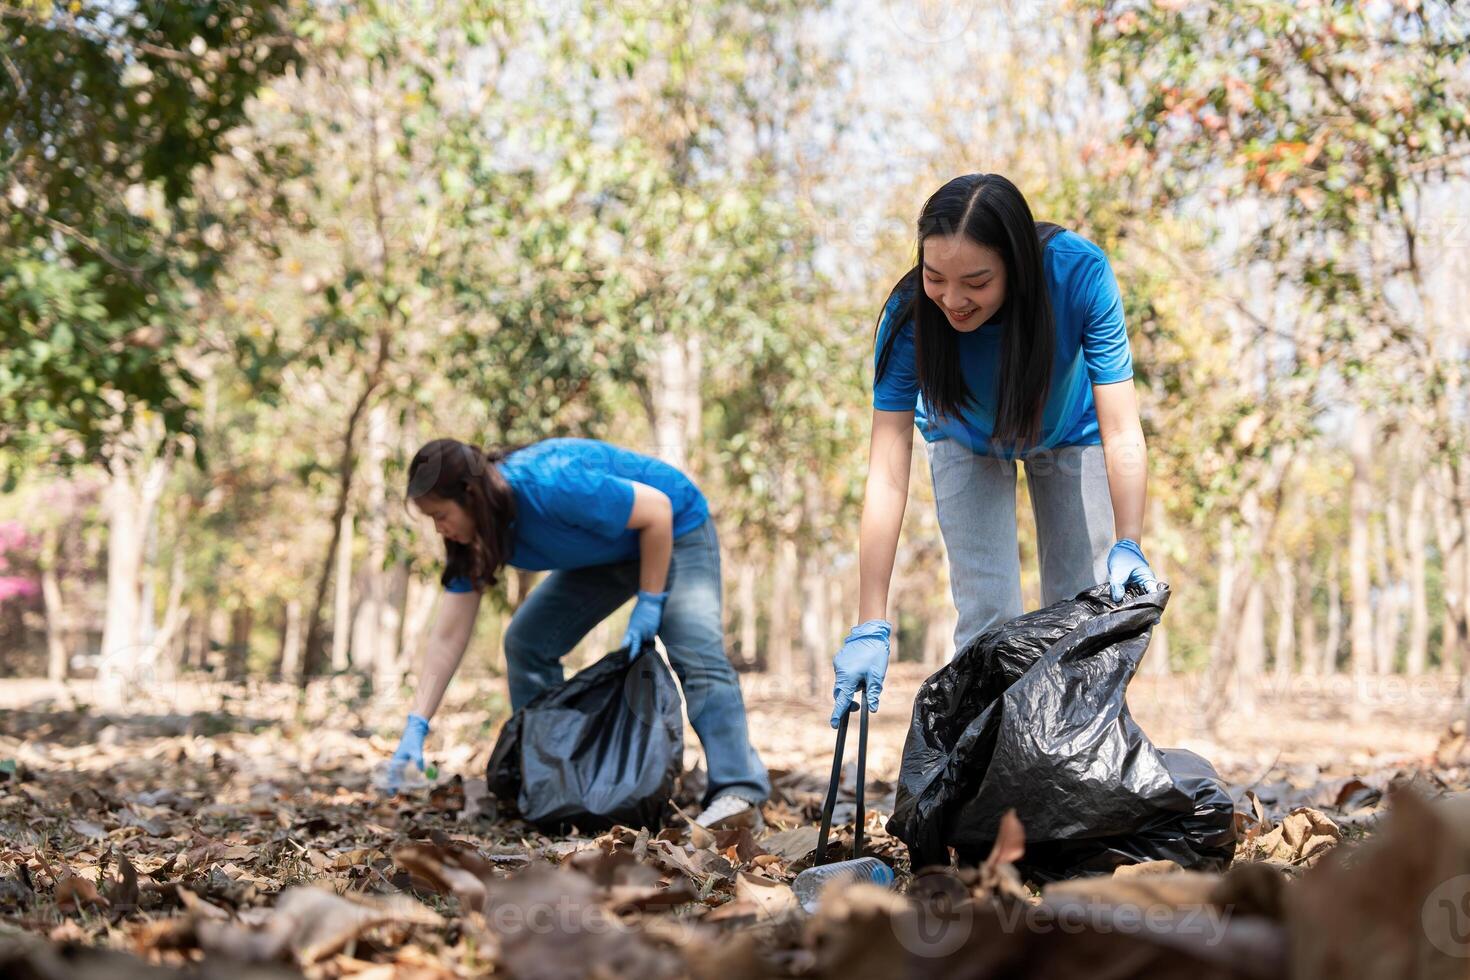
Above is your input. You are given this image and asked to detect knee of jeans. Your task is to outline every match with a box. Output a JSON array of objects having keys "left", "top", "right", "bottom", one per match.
[{"left": 503, "top": 617, "right": 553, "bottom": 668}]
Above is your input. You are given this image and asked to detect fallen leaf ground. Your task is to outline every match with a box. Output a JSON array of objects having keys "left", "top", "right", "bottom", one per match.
[{"left": 1, "top": 665, "right": 1468, "bottom": 978}]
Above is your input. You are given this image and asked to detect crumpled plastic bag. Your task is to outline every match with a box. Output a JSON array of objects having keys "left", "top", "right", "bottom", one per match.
[
  {"left": 887, "top": 584, "right": 1236, "bottom": 881},
  {"left": 487, "top": 643, "right": 683, "bottom": 833}
]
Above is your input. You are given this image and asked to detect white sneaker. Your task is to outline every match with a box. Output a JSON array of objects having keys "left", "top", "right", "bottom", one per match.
[{"left": 694, "top": 793, "right": 765, "bottom": 833}]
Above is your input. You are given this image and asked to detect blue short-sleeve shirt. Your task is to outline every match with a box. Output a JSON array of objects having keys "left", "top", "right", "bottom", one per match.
[
  {"left": 444, "top": 438, "right": 710, "bottom": 590},
  {"left": 872, "top": 230, "right": 1134, "bottom": 457}
]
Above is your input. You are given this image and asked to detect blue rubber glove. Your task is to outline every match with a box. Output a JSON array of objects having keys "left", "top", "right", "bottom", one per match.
[
  {"left": 384, "top": 713, "right": 429, "bottom": 791},
  {"left": 394, "top": 713, "right": 430, "bottom": 768},
  {"left": 831, "top": 619, "right": 891, "bottom": 728},
  {"left": 623, "top": 590, "right": 669, "bottom": 656},
  {"left": 1107, "top": 538, "right": 1160, "bottom": 601}
]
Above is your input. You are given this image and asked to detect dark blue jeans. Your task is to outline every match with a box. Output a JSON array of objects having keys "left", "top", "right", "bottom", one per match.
[{"left": 503, "top": 519, "right": 770, "bottom": 804}]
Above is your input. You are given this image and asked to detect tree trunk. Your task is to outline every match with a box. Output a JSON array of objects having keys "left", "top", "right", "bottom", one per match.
[
  {"left": 331, "top": 510, "right": 354, "bottom": 673},
  {"left": 736, "top": 557, "right": 758, "bottom": 669},
  {"left": 768, "top": 536, "right": 797, "bottom": 678},
  {"left": 353, "top": 404, "right": 403, "bottom": 689},
  {"left": 1370, "top": 518, "right": 1394, "bottom": 675},
  {"left": 1297, "top": 556, "right": 1318, "bottom": 676},
  {"left": 799, "top": 547, "right": 828, "bottom": 688},
  {"left": 227, "top": 604, "right": 252, "bottom": 680},
  {"left": 1406, "top": 473, "right": 1430, "bottom": 675},
  {"left": 1211, "top": 514, "right": 1237, "bottom": 678},
  {"left": 302, "top": 330, "right": 391, "bottom": 684},
  {"left": 1432, "top": 473, "right": 1463, "bottom": 675},
  {"left": 1272, "top": 554, "right": 1295, "bottom": 682},
  {"left": 1349, "top": 412, "right": 1374, "bottom": 676},
  {"left": 279, "top": 599, "right": 303, "bottom": 685},
  {"left": 649, "top": 334, "right": 702, "bottom": 471},
  {"left": 399, "top": 575, "right": 437, "bottom": 679},
  {"left": 1234, "top": 576, "right": 1266, "bottom": 715},
  {"left": 98, "top": 445, "right": 173, "bottom": 705},
  {"left": 1323, "top": 551, "right": 1342, "bottom": 675},
  {"left": 40, "top": 525, "right": 68, "bottom": 683}
]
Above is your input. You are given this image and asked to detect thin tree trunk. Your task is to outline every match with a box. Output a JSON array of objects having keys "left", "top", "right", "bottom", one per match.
[
  {"left": 649, "top": 334, "right": 702, "bottom": 471},
  {"left": 799, "top": 547, "right": 828, "bottom": 688},
  {"left": 279, "top": 599, "right": 303, "bottom": 685},
  {"left": 302, "top": 330, "right": 391, "bottom": 684},
  {"left": 1349, "top": 412, "right": 1374, "bottom": 676},
  {"left": 1407, "top": 473, "right": 1430, "bottom": 675},
  {"left": 736, "top": 557, "right": 758, "bottom": 669},
  {"left": 1323, "top": 551, "right": 1343, "bottom": 675},
  {"left": 331, "top": 510, "right": 354, "bottom": 673},
  {"left": 1297, "top": 555, "right": 1318, "bottom": 676},
  {"left": 1234, "top": 577, "right": 1266, "bottom": 715},
  {"left": 1433, "top": 475, "right": 1463, "bottom": 675},
  {"left": 40, "top": 525, "right": 68, "bottom": 683},
  {"left": 98, "top": 443, "right": 173, "bottom": 705},
  {"left": 1272, "top": 554, "right": 1295, "bottom": 682},
  {"left": 768, "top": 536, "right": 797, "bottom": 678},
  {"left": 228, "top": 604, "right": 252, "bottom": 680},
  {"left": 1371, "top": 518, "right": 1394, "bottom": 675}
]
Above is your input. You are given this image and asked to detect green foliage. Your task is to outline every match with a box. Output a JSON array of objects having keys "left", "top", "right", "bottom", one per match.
[{"left": 0, "top": 0, "right": 299, "bottom": 463}]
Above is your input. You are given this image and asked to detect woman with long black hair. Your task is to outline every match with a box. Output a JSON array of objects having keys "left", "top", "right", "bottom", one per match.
[
  {"left": 384, "top": 437, "right": 769, "bottom": 830},
  {"left": 831, "top": 173, "right": 1162, "bottom": 726}
]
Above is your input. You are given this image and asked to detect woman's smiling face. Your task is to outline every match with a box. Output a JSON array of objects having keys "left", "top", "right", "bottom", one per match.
[{"left": 921, "top": 234, "right": 1008, "bottom": 333}]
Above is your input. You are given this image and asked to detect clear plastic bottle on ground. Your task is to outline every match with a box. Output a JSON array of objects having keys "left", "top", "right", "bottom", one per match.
[
  {"left": 372, "top": 759, "right": 433, "bottom": 795},
  {"left": 791, "top": 857, "right": 895, "bottom": 913}
]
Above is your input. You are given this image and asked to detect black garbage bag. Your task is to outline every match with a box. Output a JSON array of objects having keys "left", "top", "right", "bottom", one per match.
[
  {"left": 486, "top": 643, "right": 683, "bottom": 833},
  {"left": 887, "top": 584, "right": 1236, "bottom": 882}
]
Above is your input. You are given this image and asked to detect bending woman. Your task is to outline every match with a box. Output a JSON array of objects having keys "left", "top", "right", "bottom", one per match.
[
  {"left": 387, "top": 437, "right": 769, "bottom": 831},
  {"left": 831, "top": 173, "right": 1162, "bottom": 727}
]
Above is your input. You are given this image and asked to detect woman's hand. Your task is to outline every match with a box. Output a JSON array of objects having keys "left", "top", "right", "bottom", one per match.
[
  {"left": 1106, "top": 538, "right": 1160, "bottom": 600},
  {"left": 831, "top": 620, "right": 891, "bottom": 727},
  {"left": 622, "top": 589, "right": 668, "bottom": 655}
]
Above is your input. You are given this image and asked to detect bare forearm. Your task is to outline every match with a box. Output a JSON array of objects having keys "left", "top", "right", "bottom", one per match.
[
  {"left": 411, "top": 625, "right": 473, "bottom": 717},
  {"left": 1101, "top": 423, "right": 1147, "bottom": 543},
  {"left": 857, "top": 411, "right": 915, "bottom": 623},
  {"left": 638, "top": 521, "right": 673, "bottom": 593},
  {"left": 858, "top": 477, "right": 908, "bottom": 622}
]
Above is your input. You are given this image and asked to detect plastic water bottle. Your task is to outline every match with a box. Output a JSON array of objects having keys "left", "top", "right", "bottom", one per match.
[
  {"left": 791, "top": 857, "right": 895, "bottom": 913},
  {"left": 372, "top": 759, "right": 436, "bottom": 795}
]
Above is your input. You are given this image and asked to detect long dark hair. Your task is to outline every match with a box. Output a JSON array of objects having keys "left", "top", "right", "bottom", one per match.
[
  {"left": 875, "top": 173, "right": 1055, "bottom": 451},
  {"left": 407, "top": 439, "right": 518, "bottom": 590}
]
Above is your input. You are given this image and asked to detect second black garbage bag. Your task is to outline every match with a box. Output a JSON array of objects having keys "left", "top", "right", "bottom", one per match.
[
  {"left": 486, "top": 642, "right": 683, "bottom": 834},
  {"left": 887, "top": 584, "right": 1236, "bottom": 882}
]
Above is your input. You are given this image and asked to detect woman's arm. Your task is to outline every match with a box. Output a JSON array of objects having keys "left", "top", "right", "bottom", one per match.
[
  {"left": 858, "top": 408, "right": 916, "bottom": 622},
  {"left": 408, "top": 590, "right": 482, "bottom": 720},
  {"left": 1093, "top": 379, "right": 1148, "bottom": 543},
  {"left": 625, "top": 481, "right": 674, "bottom": 593}
]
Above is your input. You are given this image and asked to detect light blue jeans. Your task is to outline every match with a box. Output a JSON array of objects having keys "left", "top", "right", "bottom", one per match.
[
  {"left": 502, "top": 519, "right": 770, "bottom": 805},
  {"left": 926, "top": 439, "right": 1116, "bottom": 651}
]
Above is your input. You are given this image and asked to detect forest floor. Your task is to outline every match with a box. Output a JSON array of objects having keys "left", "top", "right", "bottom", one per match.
[{"left": 1, "top": 665, "right": 1469, "bottom": 978}]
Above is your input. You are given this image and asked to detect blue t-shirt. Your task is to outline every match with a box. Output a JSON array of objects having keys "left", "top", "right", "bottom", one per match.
[
  {"left": 445, "top": 438, "right": 710, "bottom": 589},
  {"left": 872, "top": 230, "right": 1134, "bottom": 457}
]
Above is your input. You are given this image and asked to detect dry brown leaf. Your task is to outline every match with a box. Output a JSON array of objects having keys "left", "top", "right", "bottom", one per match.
[
  {"left": 1250, "top": 807, "right": 1340, "bottom": 867},
  {"left": 55, "top": 874, "right": 109, "bottom": 913},
  {"left": 1289, "top": 789, "right": 1470, "bottom": 977},
  {"left": 733, "top": 872, "right": 796, "bottom": 920},
  {"left": 1043, "top": 869, "right": 1223, "bottom": 910},
  {"left": 670, "top": 802, "right": 716, "bottom": 850},
  {"left": 197, "top": 884, "right": 442, "bottom": 966},
  {"left": 483, "top": 867, "right": 682, "bottom": 980},
  {"left": 757, "top": 826, "right": 819, "bottom": 864},
  {"left": 392, "top": 841, "right": 494, "bottom": 913}
]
